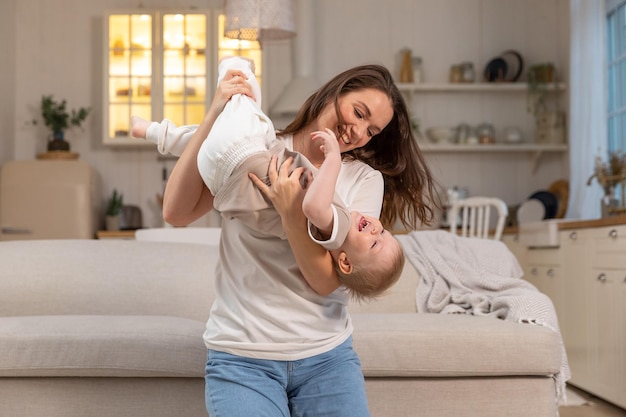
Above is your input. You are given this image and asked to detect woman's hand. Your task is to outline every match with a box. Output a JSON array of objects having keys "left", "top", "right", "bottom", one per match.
[
  {"left": 210, "top": 69, "right": 255, "bottom": 114},
  {"left": 250, "top": 155, "right": 340, "bottom": 296},
  {"left": 249, "top": 156, "right": 308, "bottom": 225}
]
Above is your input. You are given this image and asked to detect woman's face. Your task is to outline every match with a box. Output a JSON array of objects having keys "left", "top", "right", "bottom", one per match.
[{"left": 317, "top": 88, "right": 394, "bottom": 153}]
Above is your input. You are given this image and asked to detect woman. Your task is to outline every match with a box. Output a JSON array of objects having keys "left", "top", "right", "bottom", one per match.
[{"left": 163, "top": 64, "right": 439, "bottom": 416}]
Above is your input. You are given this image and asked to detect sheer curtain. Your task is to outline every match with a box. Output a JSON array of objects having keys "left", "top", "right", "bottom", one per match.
[{"left": 567, "top": 0, "right": 607, "bottom": 219}]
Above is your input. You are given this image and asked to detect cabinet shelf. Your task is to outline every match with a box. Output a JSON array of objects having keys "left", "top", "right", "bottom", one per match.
[
  {"left": 401, "top": 81, "right": 568, "bottom": 173},
  {"left": 419, "top": 143, "right": 567, "bottom": 152},
  {"left": 419, "top": 143, "right": 567, "bottom": 173},
  {"left": 397, "top": 82, "right": 566, "bottom": 93}
]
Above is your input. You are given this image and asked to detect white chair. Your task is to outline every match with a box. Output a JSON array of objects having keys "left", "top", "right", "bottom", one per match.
[{"left": 448, "top": 197, "right": 508, "bottom": 240}]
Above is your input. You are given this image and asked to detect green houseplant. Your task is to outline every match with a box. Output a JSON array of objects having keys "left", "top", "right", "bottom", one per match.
[
  {"left": 526, "top": 63, "right": 556, "bottom": 117},
  {"left": 526, "top": 63, "right": 566, "bottom": 144},
  {"left": 105, "top": 189, "right": 124, "bottom": 231},
  {"left": 32, "top": 95, "right": 91, "bottom": 151}
]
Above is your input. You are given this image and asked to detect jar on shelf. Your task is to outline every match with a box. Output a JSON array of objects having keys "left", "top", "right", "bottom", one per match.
[
  {"left": 461, "top": 62, "right": 475, "bottom": 83},
  {"left": 449, "top": 65, "right": 463, "bottom": 83},
  {"left": 399, "top": 48, "right": 414, "bottom": 83},
  {"left": 412, "top": 56, "right": 423, "bottom": 83},
  {"left": 476, "top": 122, "right": 495, "bottom": 144}
]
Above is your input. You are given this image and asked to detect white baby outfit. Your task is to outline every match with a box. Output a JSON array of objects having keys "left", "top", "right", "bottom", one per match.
[
  {"left": 146, "top": 56, "right": 276, "bottom": 196},
  {"left": 144, "top": 57, "right": 351, "bottom": 245}
]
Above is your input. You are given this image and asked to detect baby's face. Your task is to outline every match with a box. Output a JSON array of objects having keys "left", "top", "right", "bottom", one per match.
[{"left": 341, "top": 213, "right": 397, "bottom": 266}]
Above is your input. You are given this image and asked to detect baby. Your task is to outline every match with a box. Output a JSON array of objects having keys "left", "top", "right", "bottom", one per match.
[{"left": 132, "top": 56, "right": 404, "bottom": 299}]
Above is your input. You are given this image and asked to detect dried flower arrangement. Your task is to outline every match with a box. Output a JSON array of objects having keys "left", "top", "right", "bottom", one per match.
[{"left": 588, "top": 151, "right": 626, "bottom": 215}]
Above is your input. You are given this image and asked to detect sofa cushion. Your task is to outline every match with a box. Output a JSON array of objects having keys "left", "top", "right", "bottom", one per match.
[
  {"left": 352, "top": 313, "right": 562, "bottom": 377},
  {"left": 0, "top": 315, "right": 207, "bottom": 377},
  {"left": 0, "top": 240, "right": 217, "bottom": 322}
]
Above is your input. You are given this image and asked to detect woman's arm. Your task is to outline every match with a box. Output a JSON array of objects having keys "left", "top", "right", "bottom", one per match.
[
  {"left": 250, "top": 156, "right": 341, "bottom": 296},
  {"left": 162, "top": 69, "right": 254, "bottom": 226}
]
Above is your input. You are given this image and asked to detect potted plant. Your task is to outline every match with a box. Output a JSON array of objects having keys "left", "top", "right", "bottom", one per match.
[
  {"left": 526, "top": 63, "right": 556, "bottom": 117},
  {"left": 32, "top": 95, "right": 91, "bottom": 152},
  {"left": 105, "top": 189, "right": 124, "bottom": 231},
  {"left": 526, "top": 63, "right": 566, "bottom": 144}
]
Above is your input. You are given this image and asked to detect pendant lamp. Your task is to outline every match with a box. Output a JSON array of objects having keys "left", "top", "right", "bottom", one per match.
[{"left": 224, "top": 0, "right": 296, "bottom": 42}]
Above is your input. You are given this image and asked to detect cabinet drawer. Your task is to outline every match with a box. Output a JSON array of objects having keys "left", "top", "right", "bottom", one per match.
[
  {"left": 592, "top": 227, "right": 626, "bottom": 269},
  {"left": 526, "top": 247, "right": 561, "bottom": 266}
]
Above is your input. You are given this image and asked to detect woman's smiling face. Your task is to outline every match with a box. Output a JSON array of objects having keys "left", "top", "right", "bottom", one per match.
[{"left": 317, "top": 88, "right": 394, "bottom": 152}]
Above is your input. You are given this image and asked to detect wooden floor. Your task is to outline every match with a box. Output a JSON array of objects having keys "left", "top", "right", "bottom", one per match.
[{"left": 559, "top": 386, "right": 626, "bottom": 417}]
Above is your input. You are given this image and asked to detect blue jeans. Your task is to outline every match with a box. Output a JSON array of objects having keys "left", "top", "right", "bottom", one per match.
[{"left": 204, "top": 337, "right": 370, "bottom": 417}]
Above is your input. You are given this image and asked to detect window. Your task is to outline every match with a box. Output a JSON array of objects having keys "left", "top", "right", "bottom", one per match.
[{"left": 607, "top": 0, "right": 626, "bottom": 153}]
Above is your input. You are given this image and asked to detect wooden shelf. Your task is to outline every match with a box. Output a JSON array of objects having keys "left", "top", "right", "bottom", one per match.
[
  {"left": 419, "top": 143, "right": 567, "bottom": 152},
  {"left": 36, "top": 151, "right": 80, "bottom": 160},
  {"left": 96, "top": 230, "right": 136, "bottom": 239},
  {"left": 397, "top": 82, "right": 566, "bottom": 93},
  {"left": 418, "top": 143, "right": 568, "bottom": 173}
]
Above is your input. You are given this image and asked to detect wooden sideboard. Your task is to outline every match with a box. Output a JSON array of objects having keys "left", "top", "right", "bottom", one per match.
[{"left": 96, "top": 230, "right": 136, "bottom": 239}]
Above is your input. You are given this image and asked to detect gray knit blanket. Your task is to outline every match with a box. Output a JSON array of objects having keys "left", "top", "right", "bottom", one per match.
[{"left": 397, "top": 230, "right": 571, "bottom": 405}]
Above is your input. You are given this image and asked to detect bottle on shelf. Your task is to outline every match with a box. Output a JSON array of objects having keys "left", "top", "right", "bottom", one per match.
[{"left": 399, "top": 48, "right": 413, "bottom": 83}]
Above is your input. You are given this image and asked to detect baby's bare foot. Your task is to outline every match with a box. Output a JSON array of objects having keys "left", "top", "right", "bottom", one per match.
[{"left": 130, "top": 116, "right": 151, "bottom": 139}]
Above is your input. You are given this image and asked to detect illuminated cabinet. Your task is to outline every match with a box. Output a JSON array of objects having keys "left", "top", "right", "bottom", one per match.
[{"left": 103, "top": 10, "right": 261, "bottom": 146}]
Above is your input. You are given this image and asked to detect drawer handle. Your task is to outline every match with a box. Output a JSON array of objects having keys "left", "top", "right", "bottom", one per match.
[
  {"left": 531, "top": 267, "right": 538, "bottom": 276},
  {"left": 597, "top": 273, "right": 607, "bottom": 283},
  {"left": 569, "top": 231, "right": 577, "bottom": 240},
  {"left": 609, "top": 229, "right": 618, "bottom": 238},
  {"left": 547, "top": 268, "right": 555, "bottom": 277}
]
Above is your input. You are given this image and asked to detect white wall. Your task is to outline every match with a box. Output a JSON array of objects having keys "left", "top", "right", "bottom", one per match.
[
  {"left": 300, "top": 0, "right": 570, "bottom": 208},
  {"left": 0, "top": 0, "right": 16, "bottom": 165},
  {"left": 3, "top": 0, "right": 570, "bottom": 228}
]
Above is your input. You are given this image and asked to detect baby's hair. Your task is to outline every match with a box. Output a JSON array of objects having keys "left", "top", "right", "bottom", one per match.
[{"left": 337, "top": 238, "right": 405, "bottom": 302}]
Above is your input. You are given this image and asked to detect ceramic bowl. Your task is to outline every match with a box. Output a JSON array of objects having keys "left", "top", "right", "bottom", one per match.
[{"left": 426, "top": 127, "right": 454, "bottom": 144}]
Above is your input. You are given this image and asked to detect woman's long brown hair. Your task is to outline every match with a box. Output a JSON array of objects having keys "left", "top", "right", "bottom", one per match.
[{"left": 281, "top": 64, "right": 441, "bottom": 230}]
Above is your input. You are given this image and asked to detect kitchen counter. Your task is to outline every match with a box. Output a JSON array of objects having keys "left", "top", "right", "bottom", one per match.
[{"left": 504, "top": 215, "right": 626, "bottom": 235}]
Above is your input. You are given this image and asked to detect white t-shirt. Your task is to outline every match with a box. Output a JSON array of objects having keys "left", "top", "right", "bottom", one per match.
[{"left": 203, "top": 134, "right": 384, "bottom": 360}]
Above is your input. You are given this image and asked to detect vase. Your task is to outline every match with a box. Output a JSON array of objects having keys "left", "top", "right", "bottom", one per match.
[
  {"left": 105, "top": 215, "right": 120, "bottom": 231},
  {"left": 48, "top": 131, "right": 70, "bottom": 151}
]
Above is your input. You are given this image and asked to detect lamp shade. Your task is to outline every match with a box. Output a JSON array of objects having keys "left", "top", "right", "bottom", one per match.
[{"left": 224, "top": 0, "right": 296, "bottom": 41}]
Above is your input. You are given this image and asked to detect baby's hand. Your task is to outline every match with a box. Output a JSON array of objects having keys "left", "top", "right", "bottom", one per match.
[{"left": 310, "top": 128, "right": 340, "bottom": 161}]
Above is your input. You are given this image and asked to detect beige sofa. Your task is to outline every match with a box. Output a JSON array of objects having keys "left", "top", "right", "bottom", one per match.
[{"left": 0, "top": 239, "right": 562, "bottom": 417}]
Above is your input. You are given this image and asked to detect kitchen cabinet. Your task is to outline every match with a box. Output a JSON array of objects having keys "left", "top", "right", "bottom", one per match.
[
  {"left": 501, "top": 232, "right": 527, "bottom": 269},
  {"left": 504, "top": 223, "right": 626, "bottom": 409},
  {"left": 103, "top": 11, "right": 262, "bottom": 147},
  {"left": 558, "top": 228, "right": 593, "bottom": 389},
  {"left": 586, "top": 225, "right": 626, "bottom": 407},
  {"left": 103, "top": 10, "right": 214, "bottom": 146},
  {"left": 523, "top": 246, "right": 564, "bottom": 315}
]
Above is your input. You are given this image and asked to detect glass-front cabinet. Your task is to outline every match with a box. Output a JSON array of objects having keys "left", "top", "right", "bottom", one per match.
[
  {"left": 103, "top": 10, "right": 261, "bottom": 146},
  {"left": 105, "top": 12, "right": 155, "bottom": 145}
]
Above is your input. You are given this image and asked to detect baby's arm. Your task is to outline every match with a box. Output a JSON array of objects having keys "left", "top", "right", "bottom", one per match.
[{"left": 301, "top": 128, "right": 342, "bottom": 237}]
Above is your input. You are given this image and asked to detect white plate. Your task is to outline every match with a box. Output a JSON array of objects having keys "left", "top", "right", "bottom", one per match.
[
  {"left": 500, "top": 50, "right": 523, "bottom": 82},
  {"left": 517, "top": 199, "right": 545, "bottom": 224}
]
